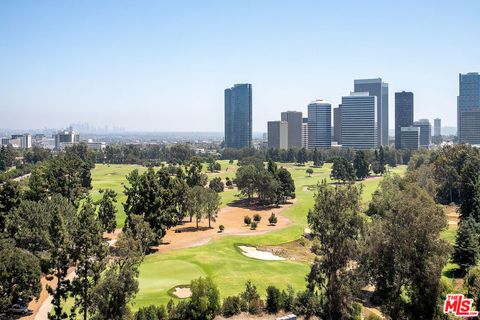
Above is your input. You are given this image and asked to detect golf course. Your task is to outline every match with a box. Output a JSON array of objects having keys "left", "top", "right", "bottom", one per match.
[{"left": 90, "top": 160, "right": 407, "bottom": 310}]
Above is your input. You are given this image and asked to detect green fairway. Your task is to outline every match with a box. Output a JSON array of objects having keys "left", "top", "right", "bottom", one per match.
[{"left": 90, "top": 161, "right": 407, "bottom": 309}]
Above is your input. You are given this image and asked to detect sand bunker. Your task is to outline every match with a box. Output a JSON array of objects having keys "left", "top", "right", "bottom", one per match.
[
  {"left": 172, "top": 287, "right": 192, "bottom": 298},
  {"left": 238, "top": 245, "right": 285, "bottom": 261}
]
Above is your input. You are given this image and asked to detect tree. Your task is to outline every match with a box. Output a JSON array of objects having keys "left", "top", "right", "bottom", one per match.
[
  {"left": 90, "top": 232, "right": 142, "bottom": 320},
  {"left": 189, "top": 277, "right": 221, "bottom": 320},
  {"left": 253, "top": 213, "right": 261, "bottom": 222},
  {"left": 203, "top": 188, "right": 221, "bottom": 228},
  {"left": 277, "top": 167, "right": 295, "bottom": 201},
  {"left": 312, "top": 148, "right": 322, "bottom": 167},
  {"left": 330, "top": 157, "right": 355, "bottom": 182},
  {"left": 465, "top": 266, "right": 480, "bottom": 309},
  {"left": 0, "top": 180, "right": 21, "bottom": 233},
  {"left": 0, "top": 145, "right": 16, "bottom": 171},
  {"left": 353, "top": 150, "right": 370, "bottom": 180},
  {"left": 378, "top": 146, "right": 386, "bottom": 174},
  {"left": 0, "top": 245, "right": 41, "bottom": 313},
  {"left": 307, "top": 181, "right": 363, "bottom": 319},
  {"left": 134, "top": 305, "right": 168, "bottom": 320},
  {"left": 208, "top": 177, "right": 224, "bottom": 193},
  {"left": 185, "top": 186, "right": 205, "bottom": 228},
  {"left": 452, "top": 217, "right": 480, "bottom": 271},
  {"left": 306, "top": 168, "right": 314, "bottom": 177},
  {"left": 235, "top": 165, "right": 258, "bottom": 200},
  {"left": 186, "top": 158, "right": 208, "bottom": 187},
  {"left": 96, "top": 188, "right": 117, "bottom": 233},
  {"left": 266, "top": 286, "right": 282, "bottom": 313},
  {"left": 240, "top": 281, "right": 262, "bottom": 314},
  {"left": 48, "top": 205, "right": 73, "bottom": 320},
  {"left": 244, "top": 216, "right": 252, "bottom": 225},
  {"left": 123, "top": 214, "right": 156, "bottom": 255},
  {"left": 459, "top": 160, "right": 480, "bottom": 222},
  {"left": 124, "top": 168, "right": 181, "bottom": 240},
  {"left": 70, "top": 198, "right": 108, "bottom": 320},
  {"left": 362, "top": 184, "right": 449, "bottom": 319},
  {"left": 221, "top": 296, "right": 242, "bottom": 317},
  {"left": 297, "top": 148, "right": 308, "bottom": 165}
]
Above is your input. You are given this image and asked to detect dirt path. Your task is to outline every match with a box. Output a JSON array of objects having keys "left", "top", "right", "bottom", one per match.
[{"left": 155, "top": 200, "right": 294, "bottom": 253}]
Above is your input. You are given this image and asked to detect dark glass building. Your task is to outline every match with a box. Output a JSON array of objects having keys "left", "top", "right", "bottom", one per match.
[
  {"left": 354, "top": 78, "right": 389, "bottom": 147},
  {"left": 307, "top": 100, "right": 331, "bottom": 149},
  {"left": 281, "top": 111, "right": 303, "bottom": 148},
  {"left": 458, "top": 73, "right": 480, "bottom": 144},
  {"left": 224, "top": 84, "right": 252, "bottom": 149},
  {"left": 395, "top": 91, "right": 414, "bottom": 149},
  {"left": 333, "top": 106, "right": 342, "bottom": 144}
]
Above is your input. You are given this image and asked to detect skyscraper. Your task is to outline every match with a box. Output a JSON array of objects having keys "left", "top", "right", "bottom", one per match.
[
  {"left": 400, "top": 127, "right": 420, "bottom": 150},
  {"left": 333, "top": 106, "right": 342, "bottom": 144},
  {"left": 414, "top": 119, "right": 431, "bottom": 148},
  {"left": 302, "top": 117, "right": 308, "bottom": 148},
  {"left": 354, "top": 78, "right": 389, "bottom": 146},
  {"left": 224, "top": 84, "right": 252, "bottom": 149},
  {"left": 395, "top": 91, "right": 414, "bottom": 149},
  {"left": 307, "top": 100, "right": 331, "bottom": 149},
  {"left": 458, "top": 73, "right": 480, "bottom": 144},
  {"left": 434, "top": 118, "right": 441, "bottom": 137},
  {"left": 281, "top": 111, "right": 303, "bottom": 148},
  {"left": 341, "top": 92, "right": 377, "bottom": 149},
  {"left": 267, "top": 121, "right": 288, "bottom": 149}
]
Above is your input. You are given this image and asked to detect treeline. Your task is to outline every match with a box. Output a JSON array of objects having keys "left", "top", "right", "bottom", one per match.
[
  {"left": 0, "top": 143, "right": 153, "bottom": 319},
  {"left": 406, "top": 145, "right": 480, "bottom": 305},
  {"left": 0, "top": 146, "right": 52, "bottom": 182}
]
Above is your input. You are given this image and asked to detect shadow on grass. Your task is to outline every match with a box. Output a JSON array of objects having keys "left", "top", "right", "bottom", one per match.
[{"left": 226, "top": 198, "right": 292, "bottom": 211}]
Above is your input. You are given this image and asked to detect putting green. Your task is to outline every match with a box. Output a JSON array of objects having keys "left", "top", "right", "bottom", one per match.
[{"left": 90, "top": 161, "right": 406, "bottom": 309}]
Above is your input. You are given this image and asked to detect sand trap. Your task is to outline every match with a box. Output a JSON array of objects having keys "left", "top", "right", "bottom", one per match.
[
  {"left": 238, "top": 245, "right": 285, "bottom": 261},
  {"left": 172, "top": 287, "right": 192, "bottom": 298}
]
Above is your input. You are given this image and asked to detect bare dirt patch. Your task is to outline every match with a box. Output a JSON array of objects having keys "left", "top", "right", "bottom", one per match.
[
  {"left": 155, "top": 200, "right": 294, "bottom": 253},
  {"left": 257, "top": 239, "right": 314, "bottom": 263}
]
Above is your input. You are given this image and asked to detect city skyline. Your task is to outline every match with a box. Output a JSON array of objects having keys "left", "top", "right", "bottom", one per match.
[{"left": 1, "top": 1, "right": 479, "bottom": 131}]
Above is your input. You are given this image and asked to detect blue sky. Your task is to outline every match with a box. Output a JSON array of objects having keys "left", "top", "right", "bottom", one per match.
[{"left": 0, "top": 0, "right": 479, "bottom": 132}]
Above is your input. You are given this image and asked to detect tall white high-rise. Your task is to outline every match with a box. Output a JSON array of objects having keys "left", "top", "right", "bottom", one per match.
[
  {"left": 341, "top": 92, "right": 377, "bottom": 149},
  {"left": 307, "top": 100, "right": 331, "bottom": 149}
]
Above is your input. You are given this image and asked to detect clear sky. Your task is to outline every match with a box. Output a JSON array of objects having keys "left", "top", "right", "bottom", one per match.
[{"left": 0, "top": 0, "right": 479, "bottom": 132}]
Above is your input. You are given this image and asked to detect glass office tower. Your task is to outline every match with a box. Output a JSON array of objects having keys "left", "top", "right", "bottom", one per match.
[{"left": 224, "top": 84, "right": 252, "bottom": 148}]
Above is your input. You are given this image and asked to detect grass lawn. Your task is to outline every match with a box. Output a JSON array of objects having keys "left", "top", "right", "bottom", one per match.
[{"left": 90, "top": 161, "right": 407, "bottom": 310}]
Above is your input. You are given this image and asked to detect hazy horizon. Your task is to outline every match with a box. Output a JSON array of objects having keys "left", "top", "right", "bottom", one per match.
[{"left": 1, "top": 1, "right": 479, "bottom": 132}]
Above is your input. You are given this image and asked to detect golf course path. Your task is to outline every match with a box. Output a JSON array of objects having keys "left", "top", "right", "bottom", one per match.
[{"left": 156, "top": 199, "right": 295, "bottom": 253}]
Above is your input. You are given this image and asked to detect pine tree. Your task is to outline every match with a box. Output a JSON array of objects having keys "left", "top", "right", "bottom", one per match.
[
  {"left": 453, "top": 218, "right": 480, "bottom": 271},
  {"left": 96, "top": 188, "right": 117, "bottom": 233}
]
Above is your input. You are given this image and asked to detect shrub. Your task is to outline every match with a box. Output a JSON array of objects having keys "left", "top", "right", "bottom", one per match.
[
  {"left": 229, "top": 159, "right": 234, "bottom": 164},
  {"left": 266, "top": 285, "right": 282, "bottom": 313},
  {"left": 281, "top": 285, "right": 295, "bottom": 312},
  {"left": 268, "top": 212, "right": 278, "bottom": 225},
  {"left": 244, "top": 215, "right": 252, "bottom": 225},
  {"left": 241, "top": 280, "right": 263, "bottom": 314},
  {"left": 209, "top": 177, "right": 224, "bottom": 193},
  {"left": 253, "top": 213, "right": 261, "bottom": 222},
  {"left": 352, "top": 302, "right": 362, "bottom": 320},
  {"left": 226, "top": 179, "right": 233, "bottom": 188},
  {"left": 190, "top": 277, "right": 220, "bottom": 320},
  {"left": 365, "top": 312, "right": 382, "bottom": 320},
  {"left": 134, "top": 305, "right": 168, "bottom": 320},
  {"left": 168, "top": 301, "right": 191, "bottom": 320},
  {"left": 219, "top": 224, "right": 225, "bottom": 232},
  {"left": 250, "top": 221, "right": 257, "bottom": 230},
  {"left": 221, "top": 296, "right": 242, "bottom": 317},
  {"left": 293, "top": 290, "right": 319, "bottom": 318}
]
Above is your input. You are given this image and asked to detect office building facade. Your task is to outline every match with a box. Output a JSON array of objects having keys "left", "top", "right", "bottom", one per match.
[
  {"left": 333, "top": 106, "right": 342, "bottom": 144},
  {"left": 458, "top": 73, "right": 480, "bottom": 144},
  {"left": 414, "top": 119, "right": 431, "bottom": 148},
  {"left": 354, "top": 78, "right": 388, "bottom": 146},
  {"left": 281, "top": 111, "right": 303, "bottom": 148},
  {"left": 307, "top": 100, "right": 331, "bottom": 149},
  {"left": 400, "top": 127, "right": 420, "bottom": 150},
  {"left": 434, "top": 118, "right": 441, "bottom": 137},
  {"left": 224, "top": 83, "right": 252, "bottom": 149},
  {"left": 302, "top": 118, "right": 308, "bottom": 148},
  {"left": 55, "top": 129, "right": 80, "bottom": 150},
  {"left": 267, "top": 121, "right": 288, "bottom": 149},
  {"left": 459, "top": 109, "right": 480, "bottom": 144},
  {"left": 341, "top": 92, "right": 377, "bottom": 149},
  {"left": 395, "top": 91, "right": 414, "bottom": 149}
]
